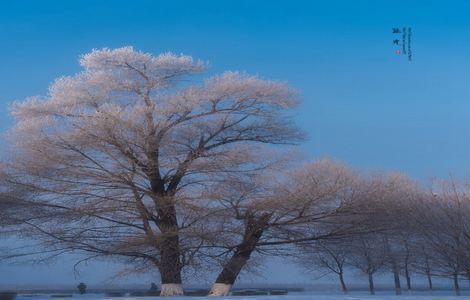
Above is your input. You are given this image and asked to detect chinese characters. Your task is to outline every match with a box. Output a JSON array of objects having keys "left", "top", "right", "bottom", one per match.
[{"left": 392, "top": 27, "right": 412, "bottom": 61}]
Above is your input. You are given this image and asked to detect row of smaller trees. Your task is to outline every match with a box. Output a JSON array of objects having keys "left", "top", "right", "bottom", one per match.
[{"left": 293, "top": 176, "right": 470, "bottom": 296}]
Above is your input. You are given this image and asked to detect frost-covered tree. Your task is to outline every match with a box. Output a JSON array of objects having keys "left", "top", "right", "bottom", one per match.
[
  {"left": 413, "top": 241, "right": 436, "bottom": 290},
  {"left": 413, "top": 179, "right": 470, "bottom": 296},
  {"left": 0, "top": 169, "right": 33, "bottom": 231},
  {"left": 207, "top": 159, "right": 378, "bottom": 296},
  {"left": 383, "top": 235, "right": 403, "bottom": 295},
  {"left": 348, "top": 233, "right": 386, "bottom": 295},
  {"left": 294, "top": 239, "right": 351, "bottom": 294},
  {"left": 289, "top": 169, "right": 413, "bottom": 295},
  {"left": 375, "top": 175, "right": 421, "bottom": 295},
  {"left": 3, "top": 47, "right": 303, "bottom": 296}
]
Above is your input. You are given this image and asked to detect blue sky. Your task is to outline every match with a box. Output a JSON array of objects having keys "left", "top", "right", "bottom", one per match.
[{"left": 1, "top": 0, "right": 470, "bottom": 287}]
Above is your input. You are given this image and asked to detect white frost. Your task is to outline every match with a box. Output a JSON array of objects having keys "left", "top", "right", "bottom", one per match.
[
  {"left": 208, "top": 283, "right": 232, "bottom": 296},
  {"left": 160, "top": 283, "right": 184, "bottom": 296}
]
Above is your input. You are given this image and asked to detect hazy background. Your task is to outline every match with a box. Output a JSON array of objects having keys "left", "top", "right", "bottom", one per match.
[{"left": 1, "top": 0, "right": 470, "bottom": 288}]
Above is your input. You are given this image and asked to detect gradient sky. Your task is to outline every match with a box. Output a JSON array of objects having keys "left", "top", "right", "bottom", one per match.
[{"left": 1, "top": 0, "right": 470, "bottom": 288}]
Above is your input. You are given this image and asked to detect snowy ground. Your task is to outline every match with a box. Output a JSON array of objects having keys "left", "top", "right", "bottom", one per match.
[{"left": 14, "top": 291, "right": 470, "bottom": 300}]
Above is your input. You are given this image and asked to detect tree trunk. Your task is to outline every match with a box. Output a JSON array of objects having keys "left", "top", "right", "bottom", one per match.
[
  {"left": 426, "top": 270, "right": 433, "bottom": 290},
  {"left": 208, "top": 251, "right": 250, "bottom": 296},
  {"left": 338, "top": 272, "right": 348, "bottom": 294},
  {"left": 384, "top": 237, "right": 401, "bottom": 295},
  {"left": 453, "top": 273, "right": 460, "bottom": 296},
  {"left": 425, "top": 255, "right": 433, "bottom": 290},
  {"left": 405, "top": 267, "right": 411, "bottom": 290},
  {"left": 392, "top": 267, "right": 402, "bottom": 295},
  {"left": 208, "top": 214, "right": 270, "bottom": 296},
  {"left": 159, "top": 239, "right": 183, "bottom": 296},
  {"left": 157, "top": 203, "right": 183, "bottom": 296},
  {"left": 368, "top": 273, "right": 375, "bottom": 295}
]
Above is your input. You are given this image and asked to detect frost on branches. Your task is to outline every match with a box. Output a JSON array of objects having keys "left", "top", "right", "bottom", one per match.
[{"left": 6, "top": 47, "right": 303, "bottom": 296}]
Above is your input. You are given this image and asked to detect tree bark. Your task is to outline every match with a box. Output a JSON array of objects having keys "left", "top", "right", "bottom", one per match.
[
  {"left": 338, "top": 272, "right": 348, "bottom": 294},
  {"left": 453, "top": 273, "right": 460, "bottom": 296},
  {"left": 368, "top": 273, "right": 375, "bottom": 295},
  {"left": 208, "top": 214, "right": 270, "bottom": 296},
  {"left": 156, "top": 203, "right": 183, "bottom": 296}
]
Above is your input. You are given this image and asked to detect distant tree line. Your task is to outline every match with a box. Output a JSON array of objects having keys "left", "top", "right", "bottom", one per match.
[
  {"left": 293, "top": 175, "right": 470, "bottom": 296},
  {"left": 0, "top": 47, "right": 469, "bottom": 296}
]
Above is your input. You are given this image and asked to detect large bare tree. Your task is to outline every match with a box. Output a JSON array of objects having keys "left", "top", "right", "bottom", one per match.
[
  {"left": 206, "top": 159, "right": 381, "bottom": 296},
  {"left": 2, "top": 47, "right": 303, "bottom": 296}
]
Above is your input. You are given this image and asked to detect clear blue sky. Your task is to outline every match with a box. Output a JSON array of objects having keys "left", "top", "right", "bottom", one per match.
[{"left": 1, "top": 0, "right": 470, "bottom": 287}]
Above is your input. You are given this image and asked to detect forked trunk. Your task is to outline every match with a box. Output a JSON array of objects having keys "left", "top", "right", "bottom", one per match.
[
  {"left": 368, "top": 273, "right": 375, "bottom": 295},
  {"left": 208, "top": 213, "right": 271, "bottom": 296}
]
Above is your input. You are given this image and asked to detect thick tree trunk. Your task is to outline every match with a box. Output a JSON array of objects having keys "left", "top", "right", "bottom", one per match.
[
  {"left": 157, "top": 203, "right": 183, "bottom": 296},
  {"left": 208, "top": 214, "right": 270, "bottom": 296},
  {"left": 338, "top": 272, "right": 348, "bottom": 294},
  {"left": 159, "top": 240, "right": 183, "bottom": 296},
  {"left": 208, "top": 250, "right": 251, "bottom": 296},
  {"left": 453, "top": 273, "right": 460, "bottom": 296},
  {"left": 368, "top": 273, "right": 375, "bottom": 295},
  {"left": 392, "top": 267, "right": 402, "bottom": 295}
]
